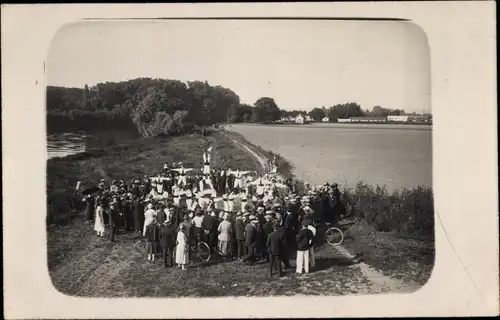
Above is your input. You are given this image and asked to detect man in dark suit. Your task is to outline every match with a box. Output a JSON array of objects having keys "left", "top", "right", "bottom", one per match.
[
  {"left": 156, "top": 203, "right": 167, "bottom": 225},
  {"left": 266, "top": 223, "right": 285, "bottom": 277},
  {"left": 159, "top": 220, "right": 176, "bottom": 268},
  {"left": 202, "top": 210, "right": 217, "bottom": 251},
  {"left": 107, "top": 203, "right": 121, "bottom": 242},
  {"left": 234, "top": 213, "right": 246, "bottom": 260},
  {"left": 242, "top": 217, "right": 258, "bottom": 265},
  {"left": 275, "top": 220, "right": 292, "bottom": 269}
]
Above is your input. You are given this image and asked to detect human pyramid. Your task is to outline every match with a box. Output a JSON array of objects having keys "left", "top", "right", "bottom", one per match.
[{"left": 84, "top": 146, "right": 345, "bottom": 275}]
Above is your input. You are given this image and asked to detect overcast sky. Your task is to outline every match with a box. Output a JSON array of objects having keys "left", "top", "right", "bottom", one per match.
[{"left": 47, "top": 19, "right": 431, "bottom": 113}]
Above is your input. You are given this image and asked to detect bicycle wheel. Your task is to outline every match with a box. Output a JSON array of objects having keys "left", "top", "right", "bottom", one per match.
[
  {"left": 196, "top": 242, "right": 211, "bottom": 262},
  {"left": 133, "top": 239, "right": 146, "bottom": 254},
  {"left": 325, "top": 227, "right": 344, "bottom": 246}
]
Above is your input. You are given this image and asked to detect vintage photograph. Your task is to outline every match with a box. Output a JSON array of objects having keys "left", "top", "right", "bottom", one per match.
[{"left": 46, "top": 19, "right": 434, "bottom": 297}]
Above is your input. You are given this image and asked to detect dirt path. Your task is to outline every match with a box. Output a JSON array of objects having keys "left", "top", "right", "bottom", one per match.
[{"left": 221, "top": 129, "right": 421, "bottom": 294}]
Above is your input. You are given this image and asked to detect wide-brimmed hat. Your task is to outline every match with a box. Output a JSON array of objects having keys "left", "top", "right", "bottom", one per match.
[{"left": 264, "top": 214, "right": 272, "bottom": 219}]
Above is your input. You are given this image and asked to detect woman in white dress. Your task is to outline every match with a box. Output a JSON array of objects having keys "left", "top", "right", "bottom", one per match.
[
  {"left": 143, "top": 203, "right": 156, "bottom": 236},
  {"left": 94, "top": 200, "right": 105, "bottom": 237},
  {"left": 175, "top": 225, "right": 189, "bottom": 270}
]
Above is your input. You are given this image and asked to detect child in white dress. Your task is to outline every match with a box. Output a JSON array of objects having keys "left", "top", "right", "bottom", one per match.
[
  {"left": 175, "top": 225, "right": 189, "bottom": 270},
  {"left": 94, "top": 202, "right": 105, "bottom": 237}
]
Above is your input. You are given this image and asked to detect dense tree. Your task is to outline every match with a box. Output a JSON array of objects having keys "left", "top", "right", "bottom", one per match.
[
  {"left": 46, "top": 78, "right": 428, "bottom": 135},
  {"left": 308, "top": 107, "right": 326, "bottom": 121},
  {"left": 254, "top": 97, "right": 281, "bottom": 122}
]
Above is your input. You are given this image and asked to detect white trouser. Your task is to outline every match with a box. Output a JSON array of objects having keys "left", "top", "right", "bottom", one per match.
[
  {"left": 234, "top": 178, "right": 243, "bottom": 189},
  {"left": 173, "top": 197, "right": 180, "bottom": 206},
  {"left": 256, "top": 185, "right": 265, "bottom": 195},
  {"left": 309, "top": 246, "right": 315, "bottom": 268},
  {"left": 296, "top": 249, "right": 310, "bottom": 274},
  {"left": 240, "top": 200, "right": 247, "bottom": 211},
  {"left": 186, "top": 198, "right": 193, "bottom": 209},
  {"left": 177, "top": 176, "right": 187, "bottom": 186},
  {"left": 223, "top": 201, "right": 230, "bottom": 212},
  {"left": 203, "top": 165, "right": 210, "bottom": 175},
  {"left": 228, "top": 200, "right": 234, "bottom": 212}
]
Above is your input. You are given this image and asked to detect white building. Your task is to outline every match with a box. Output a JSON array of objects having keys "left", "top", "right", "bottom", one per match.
[
  {"left": 322, "top": 117, "right": 330, "bottom": 122},
  {"left": 387, "top": 115, "right": 409, "bottom": 122},
  {"left": 337, "top": 118, "right": 351, "bottom": 123},
  {"left": 295, "top": 114, "right": 305, "bottom": 124},
  {"left": 305, "top": 115, "right": 313, "bottom": 122}
]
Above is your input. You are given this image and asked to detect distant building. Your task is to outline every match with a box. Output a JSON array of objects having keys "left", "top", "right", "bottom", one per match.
[
  {"left": 337, "top": 118, "right": 351, "bottom": 123},
  {"left": 305, "top": 115, "right": 313, "bottom": 122},
  {"left": 322, "top": 117, "right": 330, "bottom": 122},
  {"left": 295, "top": 114, "right": 305, "bottom": 124},
  {"left": 408, "top": 115, "right": 431, "bottom": 122},
  {"left": 387, "top": 115, "right": 409, "bottom": 122},
  {"left": 350, "top": 117, "right": 387, "bottom": 123}
]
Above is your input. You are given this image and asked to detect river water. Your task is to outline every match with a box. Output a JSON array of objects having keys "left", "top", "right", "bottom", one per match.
[
  {"left": 47, "top": 130, "right": 138, "bottom": 159},
  {"left": 227, "top": 123, "right": 432, "bottom": 191}
]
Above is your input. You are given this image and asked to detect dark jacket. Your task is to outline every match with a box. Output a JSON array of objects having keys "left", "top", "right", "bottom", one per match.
[
  {"left": 234, "top": 219, "right": 245, "bottom": 240},
  {"left": 145, "top": 223, "right": 159, "bottom": 243},
  {"left": 202, "top": 215, "right": 217, "bottom": 232},
  {"left": 159, "top": 224, "right": 176, "bottom": 249},
  {"left": 108, "top": 207, "right": 121, "bottom": 226},
  {"left": 244, "top": 223, "right": 257, "bottom": 245},
  {"left": 266, "top": 230, "right": 285, "bottom": 255},
  {"left": 263, "top": 221, "right": 274, "bottom": 237},
  {"left": 156, "top": 210, "right": 167, "bottom": 225},
  {"left": 296, "top": 228, "right": 314, "bottom": 251}
]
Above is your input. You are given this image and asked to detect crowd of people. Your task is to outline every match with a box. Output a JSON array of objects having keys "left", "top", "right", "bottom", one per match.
[{"left": 80, "top": 148, "right": 350, "bottom": 276}]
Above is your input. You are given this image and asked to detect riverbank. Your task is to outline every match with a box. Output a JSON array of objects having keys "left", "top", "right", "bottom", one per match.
[{"left": 221, "top": 129, "right": 435, "bottom": 286}]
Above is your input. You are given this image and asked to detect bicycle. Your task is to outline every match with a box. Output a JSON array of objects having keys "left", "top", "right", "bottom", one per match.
[
  {"left": 133, "top": 237, "right": 212, "bottom": 262},
  {"left": 319, "top": 217, "right": 359, "bottom": 246}
]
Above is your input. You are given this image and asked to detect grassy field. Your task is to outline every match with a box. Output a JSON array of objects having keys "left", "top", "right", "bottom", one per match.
[{"left": 47, "top": 129, "right": 434, "bottom": 297}]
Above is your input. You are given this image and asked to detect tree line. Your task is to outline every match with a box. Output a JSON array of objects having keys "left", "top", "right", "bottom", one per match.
[{"left": 47, "top": 78, "right": 429, "bottom": 136}]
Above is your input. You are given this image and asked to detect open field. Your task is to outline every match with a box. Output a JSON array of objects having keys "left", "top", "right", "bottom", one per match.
[{"left": 47, "top": 130, "right": 434, "bottom": 297}]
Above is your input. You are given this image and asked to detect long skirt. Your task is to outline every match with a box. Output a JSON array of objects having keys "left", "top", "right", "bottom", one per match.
[
  {"left": 218, "top": 240, "right": 230, "bottom": 256},
  {"left": 175, "top": 244, "right": 188, "bottom": 265},
  {"left": 94, "top": 214, "right": 105, "bottom": 234}
]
